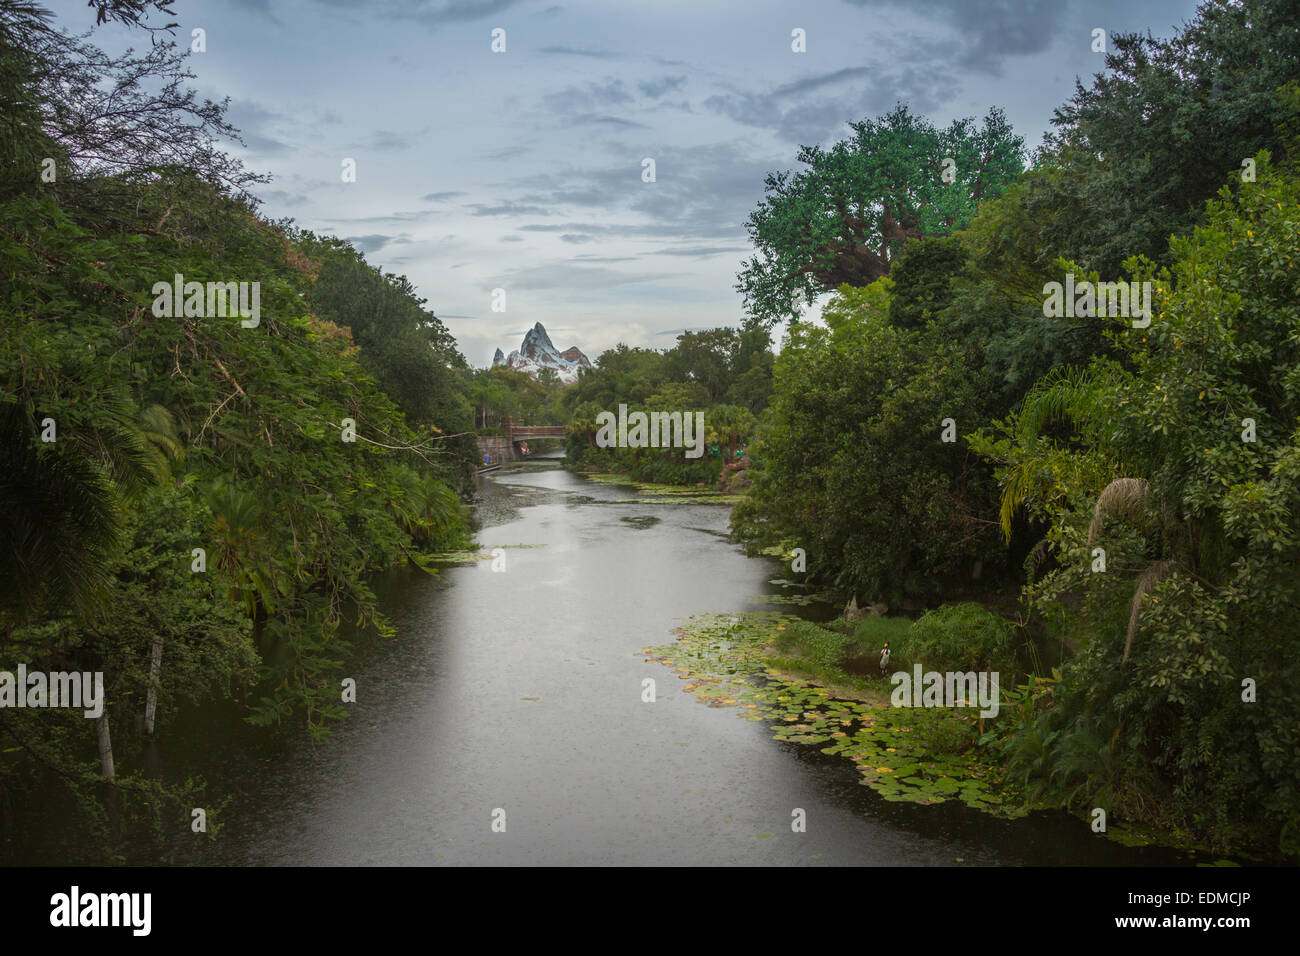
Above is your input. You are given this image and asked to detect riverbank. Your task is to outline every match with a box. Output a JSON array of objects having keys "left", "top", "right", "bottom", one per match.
[
  {"left": 568, "top": 468, "right": 747, "bottom": 504},
  {"left": 647, "top": 610, "right": 1236, "bottom": 862},
  {"left": 647, "top": 613, "right": 1017, "bottom": 812},
  {"left": 431, "top": 466, "right": 1246, "bottom": 863}
]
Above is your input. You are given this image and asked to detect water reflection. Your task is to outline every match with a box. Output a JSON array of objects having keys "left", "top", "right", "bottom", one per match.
[{"left": 8, "top": 463, "right": 1197, "bottom": 865}]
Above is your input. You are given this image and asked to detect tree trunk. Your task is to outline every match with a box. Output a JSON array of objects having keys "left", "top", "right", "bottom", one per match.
[
  {"left": 144, "top": 636, "right": 164, "bottom": 735},
  {"left": 95, "top": 712, "right": 114, "bottom": 779}
]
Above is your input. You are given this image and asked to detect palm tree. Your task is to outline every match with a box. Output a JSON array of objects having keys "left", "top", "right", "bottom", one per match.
[
  {"left": 0, "top": 401, "right": 118, "bottom": 623},
  {"left": 992, "top": 368, "right": 1186, "bottom": 665},
  {"left": 988, "top": 365, "right": 1117, "bottom": 543},
  {"left": 0, "top": 393, "right": 170, "bottom": 625},
  {"left": 1086, "top": 477, "right": 1179, "bottom": 663},
  {"left": 387, "top": 465, "right": 463, "bottom": 549},
  {"left": 706, "top": 404, "right": 756, "bottom": 462},
  {"left": 0, "top": 393, "right": 175, "bottom": 775},
  {"left": 202, "top": 475, "right": 270, "bottom": 618}
]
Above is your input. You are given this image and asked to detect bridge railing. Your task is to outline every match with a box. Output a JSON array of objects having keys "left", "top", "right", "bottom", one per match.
[{"left": 507, "top": 425, "right": 567, "bottom": 439}]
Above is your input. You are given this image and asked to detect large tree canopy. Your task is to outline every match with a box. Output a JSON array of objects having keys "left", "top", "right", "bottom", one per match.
[
  {"left": 1033, "top": 0, "right": 1299, "bottom": 277},
  {"left": 736, "top": 103, "right": 1024, "bottom": 329}
]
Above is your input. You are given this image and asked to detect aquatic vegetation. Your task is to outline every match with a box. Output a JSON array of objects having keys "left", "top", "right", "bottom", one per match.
[
  {"left": 750, "top": 592, "right": 837, "bottom": 606},
  {"left": 752, "top": 578, "right": 838, "bottom": 606},
  {"left": 646, "top": 613, "right": 1023, "bottom": 816},
  {"left": 579, "top": 472, "right": 745, "bottom": 504},
  {"left": 429, "top": 543, "right": 547, "bottom": 565},
  {"left": 619, "top": 516, "right": 662, "bottom": 529}
]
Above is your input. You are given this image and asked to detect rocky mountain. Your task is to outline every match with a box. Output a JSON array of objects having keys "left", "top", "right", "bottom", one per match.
[{"left": 491, "top": 322, "right": 591, "bottom": 384}]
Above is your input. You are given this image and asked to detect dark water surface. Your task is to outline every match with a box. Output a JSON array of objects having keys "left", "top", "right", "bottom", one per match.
[
  {"left": 191, "top": 464, "right": 1189, "bottom": 866},
  {"left": 14, "top": 463, "right": 1196, "bottom": 865}
]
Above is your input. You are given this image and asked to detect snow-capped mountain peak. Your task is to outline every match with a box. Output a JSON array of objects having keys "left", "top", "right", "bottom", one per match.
[{"left": 490, "top": 323, "right": 591, "bottom": 384}]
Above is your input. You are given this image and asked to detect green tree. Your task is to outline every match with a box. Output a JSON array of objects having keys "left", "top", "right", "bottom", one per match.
[
  {"left": 737, "top": 103, "right": 1024, "bottom": 329},
  {"left": 733, "top": 280, "right": 1004, "bottom": 604},
  {"left": 1033, "top": 0, "right": 1299, "bottom": 278},
  {"left": 663, "top": 328, "right": 738, "bottom": 403},
  {"left": 975, "top": 155, "right": 1300, "bottom": 854},
  {"left": 705, "top": 404, "right": 755, "bottom": 462}
]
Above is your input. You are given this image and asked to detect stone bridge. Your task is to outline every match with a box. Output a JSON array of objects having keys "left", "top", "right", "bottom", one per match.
[{"left": 476, "top": 424, "right": 566, "bottom": 468}]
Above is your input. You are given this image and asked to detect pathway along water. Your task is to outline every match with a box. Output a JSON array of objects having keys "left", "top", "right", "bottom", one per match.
[{"left": 13, "top": 462, "right": 1193, "bottom": 865}]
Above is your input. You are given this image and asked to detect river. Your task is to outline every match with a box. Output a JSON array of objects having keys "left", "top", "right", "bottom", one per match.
[{"left": 11, "top": 462, "right": 1193, "bottom": 865}]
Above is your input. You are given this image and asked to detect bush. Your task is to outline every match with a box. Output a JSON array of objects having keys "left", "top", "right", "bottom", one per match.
[
  {"left": 771, "top": 617, "right": 909, "bottom": 685},
  {"left": 926, "top": 713, "right": 977, "bottom": 754},
  {"left": 903, "top": 602, "right": 1019, "bottom": 674},
  {"left": 850, "top": 615, "right": 915, "bottom": 661}
]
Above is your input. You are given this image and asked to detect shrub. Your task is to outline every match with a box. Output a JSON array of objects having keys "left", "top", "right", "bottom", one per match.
[{"left": 904, "top": 602, "right": 1019, "bottom": 674}]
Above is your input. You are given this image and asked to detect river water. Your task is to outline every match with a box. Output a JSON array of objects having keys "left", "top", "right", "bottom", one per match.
[
  {"left": 11, "top": 462, "right": 1195, "bottom": 865},
  {"left": 181, "top": 463, "right": 1186, "bottom": 866}
]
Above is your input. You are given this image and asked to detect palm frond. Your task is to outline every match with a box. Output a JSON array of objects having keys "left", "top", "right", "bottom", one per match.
[
  {"left": 993, "top": 364, "right": 1118, "bottom": 542},
  {"left": 0, "top": 403, "right": 120, "bottom": 624},
  {"left": 1088, "top": 476, "right": 1152, "bottom": 548},
  {"left": 1123, "top": 559, "right": 1176, "bottom": 664},
  {"left": 1014, "top": 364, "right": 1112, "bottom": 446}
]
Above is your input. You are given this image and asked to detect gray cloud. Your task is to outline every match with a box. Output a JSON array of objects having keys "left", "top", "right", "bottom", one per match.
[
  {"left": 649, "top": 245, "right": 750, "bottom": 258},
  {"left": 478, "top": 145, "right": 531, "bottom": 161},
  {"left": 262, "top": 189, "right": 310, "bottom": 206},
  {"left": 704, "top": 65, "right": 956, "bottom": 142},
  {"left": 544, "top": 79, "right": 635, "bottom": 113},
  {"left": 371, "top": 129, "right": 424, "bottom": 151},
  {"left": 222, "top": 99, "right": 293, "bottom": 154},
  {"left": 501, "top": 142, "right": 773, "bottom": 250},
  {"left": 345, "top": 234, "right": 407, "bottom": 253},
  {"left": 483, "top": 262, "right": 682, "bottom": 292},
  {"left": 310, "top": 0, "right": 527, "bottom": 25},
  {"left": 841, "top": 0, "right": 1061, "bottom": 73},
  {"left": 538, "top": 45, "right": 619, "bottom": 59},
  {"left": 564, "top": 114, "right": 650, "bottom": 130},
  {"left": 467, "top": 201, "right": 553, "bottom": 216},
  {"left": 638, "top": 75, "right": 687, "bottom": 98},
  {"left": 229, "top": 0, "right": 281, "bottom": 23},
  {"left": 320, "top": 210, "right": 434, "bottom": 225},
  {"left": 772, "top": 66, "right": 876, "bottom": 97}
]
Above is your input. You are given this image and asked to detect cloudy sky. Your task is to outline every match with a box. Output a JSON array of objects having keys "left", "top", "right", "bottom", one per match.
[{"left": 49, "top": 0, "right": 1201, "bottom": 366}]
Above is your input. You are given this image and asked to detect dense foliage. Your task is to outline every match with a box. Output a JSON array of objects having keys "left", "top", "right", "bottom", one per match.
[
  {"left": 0, "top": 0, "right": 473, "bottom": 861},
  {"left": 731, "top": 280, "right": 1005, "bottom": 604},
  {"left": 733, "top": 0, "right": 1300, "bottom": 855},
  {"left": 977, "top": 155, "right": 1300, "bottom": 855},
  {"left": 562, "top": 329, "right": 771, "bottom": 485}
]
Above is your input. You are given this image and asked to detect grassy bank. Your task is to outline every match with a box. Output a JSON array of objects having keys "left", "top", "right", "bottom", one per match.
[
  {"left": 648, "top": 611, "right": 1215, "bottom": 855},
  {"left": 647, "top": 613, "right": 1016, "bottom": 814}
]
